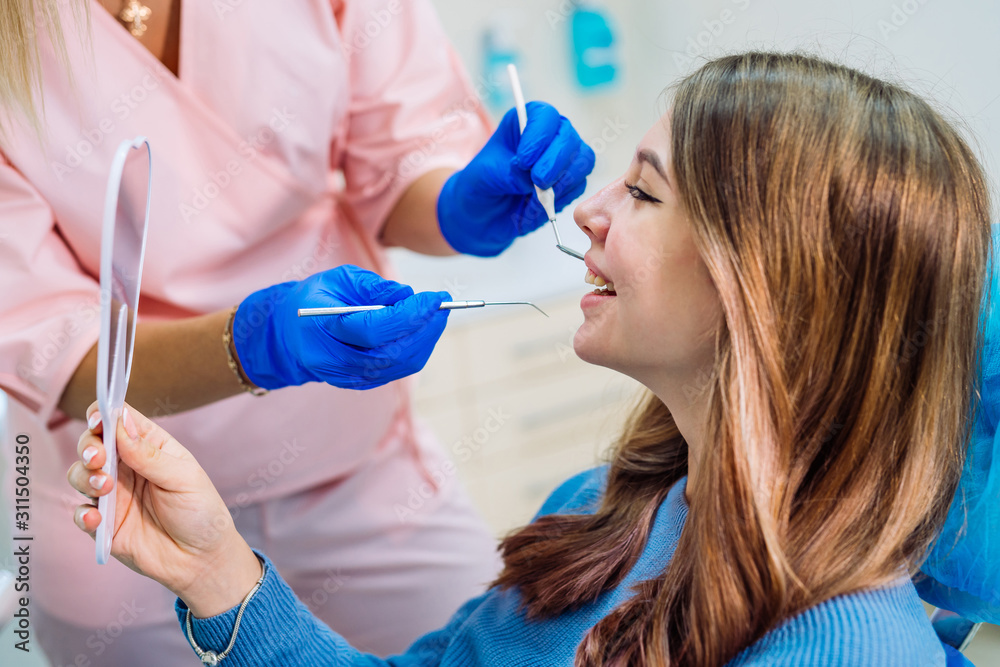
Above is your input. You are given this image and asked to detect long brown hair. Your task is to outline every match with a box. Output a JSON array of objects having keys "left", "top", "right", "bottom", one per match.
[{"left": 495, "top": 51, "right": 993, "bottom": 666}]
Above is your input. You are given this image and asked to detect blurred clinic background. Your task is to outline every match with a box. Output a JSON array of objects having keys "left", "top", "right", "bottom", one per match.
[{"left": 3, "top": 0, "right": 1000, "bottom": 664}]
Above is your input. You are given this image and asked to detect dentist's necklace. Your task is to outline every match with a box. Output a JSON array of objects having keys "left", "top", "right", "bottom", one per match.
[{"left": 117, "top": 0, "right": 152, "bottom": 37}]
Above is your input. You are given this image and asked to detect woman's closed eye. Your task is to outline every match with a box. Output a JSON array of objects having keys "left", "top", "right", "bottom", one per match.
[{"left": 624, "top": 182, "right": 661, "bottom": 204}]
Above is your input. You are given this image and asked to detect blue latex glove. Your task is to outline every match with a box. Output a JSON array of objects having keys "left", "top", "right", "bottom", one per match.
[
  {"left": 232, "top": 265, "right": 450, "bottom": 390},
  {"left": 437, "top": 101, "right": 596, "bottom": 257}
]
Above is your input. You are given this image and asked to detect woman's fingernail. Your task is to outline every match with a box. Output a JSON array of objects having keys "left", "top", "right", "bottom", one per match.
[
  {"left": 88, "top": 412, "right": 101, "bottom": 430},
  {"left": 123, "top": 407, "right": 139, "bottom": 441},
  {"left": 74, "top": 507, "right": 89, "bottom": 530},
  {"left": 89, "top": 474, "right": 107, "bottom": 490},
  {"left": 82, "top": 447, "right": 98, "bottom": 465}
]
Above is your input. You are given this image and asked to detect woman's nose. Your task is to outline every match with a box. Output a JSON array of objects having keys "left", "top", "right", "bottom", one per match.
[{"left": 574, "top": 180, "right": 617, "bottom": 242}]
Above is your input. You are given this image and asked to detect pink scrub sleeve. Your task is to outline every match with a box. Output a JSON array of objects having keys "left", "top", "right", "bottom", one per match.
[
  {"left": 335, "top": 0, "right": 493, "bottom": 237},
  {"left": 0, "top": 154, "right": 101, "bottom": 428}
]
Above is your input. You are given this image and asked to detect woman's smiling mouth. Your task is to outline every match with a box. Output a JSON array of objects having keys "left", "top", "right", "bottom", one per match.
[{"left": 584, "top": 268, "right": 616, "bottom": 294}]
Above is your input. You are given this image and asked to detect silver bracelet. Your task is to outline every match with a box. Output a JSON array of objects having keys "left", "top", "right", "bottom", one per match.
[{"left": 185, "top": 555, "right": 267, "bottom": 666}]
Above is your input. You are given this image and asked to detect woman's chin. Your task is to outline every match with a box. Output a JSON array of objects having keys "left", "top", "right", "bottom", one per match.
[{"left": 573, "top": 327, "right": 611, "bottom": 368}]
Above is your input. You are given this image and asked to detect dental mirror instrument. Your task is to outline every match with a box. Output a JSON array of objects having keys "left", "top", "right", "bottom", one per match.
[
  {"left": 298, "top": 301, "right": 549, "bottom": 317},
  {"left": 96, "top": 137, "right": 152, "bottom": 565},
  {"left": 506, "top": 64, "right": 585, "bottom": 261}
]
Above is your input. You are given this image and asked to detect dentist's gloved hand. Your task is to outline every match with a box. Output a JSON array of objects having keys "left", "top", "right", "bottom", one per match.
[
  {"left": 232, "top": 265, "right": 450, "bottom": 390},
  {"left": 437, "top": 101, "right": 596, "bottom": 257}
]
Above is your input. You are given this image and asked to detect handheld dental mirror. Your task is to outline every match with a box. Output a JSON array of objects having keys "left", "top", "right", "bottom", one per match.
[
  {"left": 95, "top": 137, "right": 152, "bottom": 565},
  {"left": 506, "top": 63, "right": 585, "bottom": 261}
]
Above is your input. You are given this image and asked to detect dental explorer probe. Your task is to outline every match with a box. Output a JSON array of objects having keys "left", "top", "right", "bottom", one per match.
[
  {"left": 506, "top": 64, "right": 585, "bottom": 262},
  {"left": 298, "top": 301, "right": 549, "bottom": 317}
]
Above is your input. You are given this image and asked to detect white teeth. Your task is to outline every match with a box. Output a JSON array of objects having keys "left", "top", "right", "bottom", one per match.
[{"left": 585, "top": 268, "right": 615, "bottom": 293}]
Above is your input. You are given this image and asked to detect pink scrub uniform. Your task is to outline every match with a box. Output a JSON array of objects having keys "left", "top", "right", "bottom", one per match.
[{"left": 0, "top": 0, "right": 501, "bottom": 663}]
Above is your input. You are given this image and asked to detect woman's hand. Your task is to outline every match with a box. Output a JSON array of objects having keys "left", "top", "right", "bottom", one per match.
[{"left": 67, "top": 402, "right": 262, "bottom": 618}]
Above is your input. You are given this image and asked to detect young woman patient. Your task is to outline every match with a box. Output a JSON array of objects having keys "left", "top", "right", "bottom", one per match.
[{"left": 68, "top": 51, "right": 991, "bottom": 666}]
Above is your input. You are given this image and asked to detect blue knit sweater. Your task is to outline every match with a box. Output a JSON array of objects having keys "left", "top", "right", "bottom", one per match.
[{"left": 176, "top": 467, "right": 947, "bottom": 666}]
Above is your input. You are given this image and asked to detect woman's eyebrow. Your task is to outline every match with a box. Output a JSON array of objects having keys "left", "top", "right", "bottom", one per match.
[{"left": 636, "top": 148, "right": 669, "bottom": 186}]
